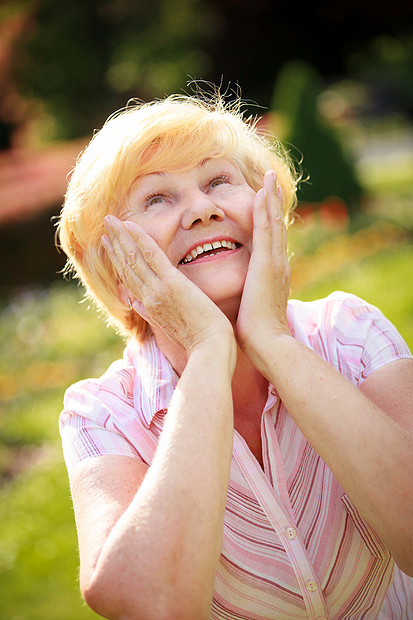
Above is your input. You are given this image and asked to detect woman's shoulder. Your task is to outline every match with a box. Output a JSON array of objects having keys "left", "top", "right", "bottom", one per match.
[
  {"left": 288, "top": 289, "right": 374, "bottom": 312},
  {"left": 63, "top": 351, "right": 135, "bottom": 415},
  {"left": 287, "top": 291, "right": 377, "bottom": 336},
  {"left": 60, "top": 337, "right": 174, "bottom": 469},
  {"left": 62, "top": 335, "right": 176, "bottom": 426},
  {"left": 64, "top": 338, "right": 155, "bottom": 401},
  {"left": 287, "top": 291, "right": 411, "bottom": 382}
]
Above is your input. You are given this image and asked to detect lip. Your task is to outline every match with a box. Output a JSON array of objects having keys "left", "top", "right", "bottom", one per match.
[{"left": 178, "top": 236, "right": 242, "bottom": 266}]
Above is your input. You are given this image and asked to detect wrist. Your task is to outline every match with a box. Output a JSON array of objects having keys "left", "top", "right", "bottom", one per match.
[
  {"left": 188, "top": 331, "right": 237, "bottom": 377},
  {"left": 240, "top": 328, "right": 292, "bottom": 377}
]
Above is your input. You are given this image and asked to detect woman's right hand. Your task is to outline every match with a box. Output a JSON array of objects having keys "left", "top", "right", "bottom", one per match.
[
  {"left": 76, "top": 218, "right": 237, "bottom": 620},
  {"left": 102, "top": 215, "right": 235, "bottom": 356}
]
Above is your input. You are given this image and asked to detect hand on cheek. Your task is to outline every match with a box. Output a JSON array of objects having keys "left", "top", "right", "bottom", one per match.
[
  {"left": 236, "top": 171, "right": 291, "bottom": 358},
  {"left": 102, "top": 216, "right": 234, "bottom": 354}
]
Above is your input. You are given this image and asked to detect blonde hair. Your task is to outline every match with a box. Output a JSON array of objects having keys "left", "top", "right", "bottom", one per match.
[{"left": 57, "top": 92, "right": 299, "bottom": 342}]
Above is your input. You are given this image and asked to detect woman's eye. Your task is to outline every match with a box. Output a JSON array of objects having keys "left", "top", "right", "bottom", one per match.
[
  {"left": 209, "top": 175, "right": 230, "bottom": 189},
  {"left": 146, "top": 194, "right": 166, "bottom": 207}
]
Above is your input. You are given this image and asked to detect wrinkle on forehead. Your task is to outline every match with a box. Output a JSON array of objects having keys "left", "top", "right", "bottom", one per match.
[{"left": 132, "top": 156, "right": 239, "bottom": 185}]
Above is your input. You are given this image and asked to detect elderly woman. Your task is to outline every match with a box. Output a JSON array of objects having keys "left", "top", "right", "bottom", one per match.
[{"left": 57, "top": 93, "right": 413, "bottom": 620}]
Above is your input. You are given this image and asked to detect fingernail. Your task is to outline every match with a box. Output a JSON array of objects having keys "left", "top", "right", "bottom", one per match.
[
  {"left": 105, "top": 215, "right": 123, "bottom": 233},
  {"left": 277, "top": 184, "right": 283, "bottom": 202},
  {"left": 256, "top": 187, "right": 267, "bottom": 201}
]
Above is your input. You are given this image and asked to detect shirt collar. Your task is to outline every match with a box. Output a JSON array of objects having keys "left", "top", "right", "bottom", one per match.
[
  {"left": 125, "top": 336, "right": 278, "bottom": 429},
  {"left": 125, "top": 336, "right": 178, "bottom": 428}
]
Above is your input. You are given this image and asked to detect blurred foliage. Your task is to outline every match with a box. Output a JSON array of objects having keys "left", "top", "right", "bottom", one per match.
[
  {"left": 271, "top": 60, "right": 364, "bottom": 216},
  {"left": 7, "top": 0, "right": 216, "bottom": 142},
  {"left": 346, "top": 33, "right": 413, "bottom": 118},
  {"left": 0, "top": 284, "right": 123, "bottom": 619},
  {"left": 294, "top": 243, "right": 413, "bottom": 348},
  {"left": 0, "top": 451, "right": 97, "bottom": 619}
]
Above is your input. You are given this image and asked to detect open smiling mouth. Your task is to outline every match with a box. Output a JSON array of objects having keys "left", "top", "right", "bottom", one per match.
[{"left": 179, "top": 240, "right": 241, "bottom": 265}]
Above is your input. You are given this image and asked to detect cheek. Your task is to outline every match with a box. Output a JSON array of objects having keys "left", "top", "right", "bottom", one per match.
[
  {"left": 135, "top": 213, "right": 176, "bottom": 252},
  {"left": 245, "top": 201, "right": 254, "bottom": 229},
  {"left": 233, "top": 191, "right": 254, "bottom": 239}
]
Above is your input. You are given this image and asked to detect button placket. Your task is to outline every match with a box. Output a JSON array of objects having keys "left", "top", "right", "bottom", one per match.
[{"left": 233, "top": 434, "right": 331, "bottom": 620}]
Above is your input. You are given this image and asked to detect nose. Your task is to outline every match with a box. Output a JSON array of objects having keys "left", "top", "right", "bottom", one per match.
[{"left": 181, "top": 189, "right": 225, "bottom": 229}]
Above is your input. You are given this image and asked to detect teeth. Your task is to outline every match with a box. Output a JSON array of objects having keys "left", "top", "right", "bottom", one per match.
[{"left": 181, "top": 240, "right": 237, "bottom": 264}]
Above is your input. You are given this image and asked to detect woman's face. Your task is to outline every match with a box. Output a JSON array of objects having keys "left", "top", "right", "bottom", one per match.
[{"left": 120, "top": 157, "right": 256, "bottom": 311}]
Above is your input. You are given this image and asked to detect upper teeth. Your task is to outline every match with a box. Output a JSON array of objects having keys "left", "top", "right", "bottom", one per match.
[{"left": 181, "top": 240, "right": 237, "bottom": 264}]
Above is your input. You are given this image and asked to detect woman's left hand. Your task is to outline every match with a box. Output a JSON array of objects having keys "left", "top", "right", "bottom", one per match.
[
  {"left": 237, "top": 174, "right": 413, "bottom": 577},
  {"left": 236, "top": 171, "right": 291, "bottom": 369}
]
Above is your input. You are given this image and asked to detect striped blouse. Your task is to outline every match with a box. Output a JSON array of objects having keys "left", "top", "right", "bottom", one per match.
[{"left": 60, "top": 292, "right": 413, "bottom": 619}]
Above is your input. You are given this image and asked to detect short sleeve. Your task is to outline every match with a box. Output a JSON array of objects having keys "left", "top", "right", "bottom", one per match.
[
  {"left": 59, "top": 370, "right": 141, "bottom": 476},
  {"left": 328, "top": 292, "right": 412, "bottom": 386},
  {"left": 288, "top": 292, "right": 412, "bottom": 387},
  {"left": 59, "top": 381, "right": 139, "bottom": 473}
]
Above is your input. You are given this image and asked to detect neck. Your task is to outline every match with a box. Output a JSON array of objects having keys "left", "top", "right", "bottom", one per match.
[
  {"left": 152, "top": 326, "right": 268, "bottom": 413},
  {"left": 152, "top": 326, "right": 268, "bottom": 467},
  {"left": 231, "top": 346, "right": 268, "bottom": 422}
]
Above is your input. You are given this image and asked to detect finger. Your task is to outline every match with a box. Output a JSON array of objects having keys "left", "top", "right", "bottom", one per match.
[
  {"left": 104, "top": 216, "right": 156, "bottom": 284},
  {"left": 104, "top": 228, "right": 144, "bottom": 286},
  {"left": 102, "top": 230, "right": 157, "bottom": 318},
  {"left": 252, "top": 186, "right": 273, "bottom": 256},
  {"left": 131, "top": 298, "right": 151, "bottom": 323},
  {"left": 101, "top": 233, "right": 133, "bottom": 281},
  {"left": 103, "top": 228, "right": 164, "bottom": 326},
  {"left": 264, "top": 171, "right": 284, "bottom": 223},
  {"left": 102, "top": 233, "right": 149, "bottom": 313},
  {"left": 123, "top": 219, "right": 175, "bottom": 277},
  {"left": 106, "top": 215, "right": 174, "bottom": 279},
  {"left": 264, "top": 171, "right": 288, "bottom": 258}
]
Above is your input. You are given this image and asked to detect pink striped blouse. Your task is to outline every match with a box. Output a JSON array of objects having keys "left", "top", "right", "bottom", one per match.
[{"left": 60, "top": 292, "right": 413, "bottom": 619}]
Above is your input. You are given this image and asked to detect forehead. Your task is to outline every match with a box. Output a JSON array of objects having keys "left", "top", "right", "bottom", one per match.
[{"left": 133, "top": 157, "right": 241, "bottom": 186}]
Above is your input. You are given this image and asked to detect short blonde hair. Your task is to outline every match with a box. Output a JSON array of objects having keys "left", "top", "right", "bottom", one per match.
[{"left": 57, "top": 93, "right": 299, "bottom": 342}]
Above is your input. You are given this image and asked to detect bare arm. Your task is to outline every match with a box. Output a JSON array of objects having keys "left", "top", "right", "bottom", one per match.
[
  {"left": 72, "top": 338, "right": 235, "bottom": 620},
  {"left": 237, "top": 171, "right": 413, "bottom": 576},
  {"left": 69, "top": 217, "right": 237, "bottom": 620}
]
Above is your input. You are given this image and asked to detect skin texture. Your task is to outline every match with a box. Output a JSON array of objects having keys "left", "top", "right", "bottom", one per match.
[{"left": 70, "top": 164, "right": 413, "bottom": 620}]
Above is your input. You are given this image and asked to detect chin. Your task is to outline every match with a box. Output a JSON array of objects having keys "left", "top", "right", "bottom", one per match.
[{"left": 195, "top": 277, "right": 245, "bottom": 310}]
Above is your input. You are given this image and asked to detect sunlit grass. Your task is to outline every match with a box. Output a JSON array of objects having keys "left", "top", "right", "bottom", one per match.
[
  {"left": 0, "top": 447, "right": 97, "bottom": 619},
  {"left": 0, "top": 284, "right": 123, "bottom": 620}
]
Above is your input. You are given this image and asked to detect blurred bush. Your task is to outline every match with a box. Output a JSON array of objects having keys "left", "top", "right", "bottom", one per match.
[
  {"left": 5, "top": 0, "right": 217, "bottom": 144},
  {"left": 271, "top": 60, "right": 364, "bottom": 217}
]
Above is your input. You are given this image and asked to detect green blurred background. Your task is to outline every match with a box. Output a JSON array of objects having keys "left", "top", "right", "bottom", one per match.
[{"left": 0, "top": 1, "right": 412, "bottom": 618}]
